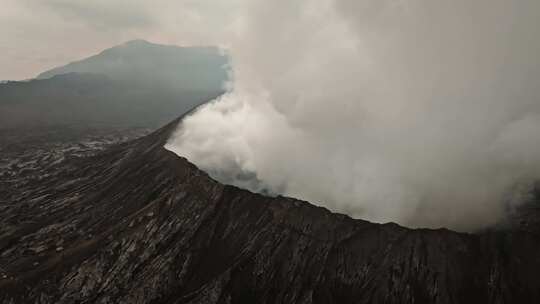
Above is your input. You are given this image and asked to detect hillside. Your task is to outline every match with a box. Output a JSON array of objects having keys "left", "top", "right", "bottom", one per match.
[
  {"left": 0, "top": 40, "right": 227, "bottom": 130},
  {"left": 1, "top": 116, "right": 539, "bottom": 303},
  {"left": 37, "top": 39, "right": 228, "bottom": 92}
]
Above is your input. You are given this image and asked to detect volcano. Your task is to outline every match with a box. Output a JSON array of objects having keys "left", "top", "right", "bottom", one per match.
[
  {"left": 0, "top": 40, "right": 227, "bottom": 130},
  {"left": 1, "top": 114, "right": 540, "bottom": 304}
]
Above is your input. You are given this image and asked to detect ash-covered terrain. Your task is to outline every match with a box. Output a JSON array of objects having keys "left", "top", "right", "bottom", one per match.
[
  {"left": 3, "top": 1, "right": 540, "bottom": 302},
  {"left": 0, "top": 126, "right": 150, "bottom": 204},
  {"left": 1, "top": 117, "right": 539, "bottom": 304}
]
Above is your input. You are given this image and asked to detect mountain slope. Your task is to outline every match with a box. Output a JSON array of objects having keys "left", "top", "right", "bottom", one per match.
[
  {"left": 1, "top": 117, "right": 540, "bottom": 303},
  {"left": 0, "top": 73, "right": 222, "bottom": 129},
  {"left": 37, "top": 40, "right": 228, "bottom": 92},
  {"left": 0, "top": 40, "right": 227, "bottom": 130}
]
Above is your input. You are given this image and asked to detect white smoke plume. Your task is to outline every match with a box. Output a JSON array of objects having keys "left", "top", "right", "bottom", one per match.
[{"left": 166, "top": 0, "right": 540, "bottom": 231}]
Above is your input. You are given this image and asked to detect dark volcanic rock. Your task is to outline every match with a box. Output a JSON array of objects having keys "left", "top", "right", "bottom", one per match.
[{"left": 1, "top": 118, "right": 540, "bottom": 303}]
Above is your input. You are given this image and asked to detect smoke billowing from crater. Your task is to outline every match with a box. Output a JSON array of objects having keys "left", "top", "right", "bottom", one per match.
[{"left": 166, "top": 0, "right": 540, "bottom": 231}]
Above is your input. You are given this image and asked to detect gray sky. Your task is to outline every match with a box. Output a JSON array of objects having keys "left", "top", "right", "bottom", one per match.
[{"left": 0, "top": 0, "right": 242, "bottom": 80}]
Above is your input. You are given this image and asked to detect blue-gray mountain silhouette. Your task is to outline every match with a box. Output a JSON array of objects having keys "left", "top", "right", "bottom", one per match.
[{"left": 0, "top": 40, "right": 227, "bottom": 129}]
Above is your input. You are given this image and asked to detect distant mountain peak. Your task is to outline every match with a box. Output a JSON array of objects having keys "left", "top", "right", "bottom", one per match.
[
  {"left": 122, "top": 39, "right": 153, "bottom": 46},
  {"left": 117, "top": 39, "right": 221, "bottom": 52},
  {"left": 35, "top": 40, "right": 229, "bottom": 92},
  {"left": 1, "top": 41, "right": 228, "bottom": 130}
]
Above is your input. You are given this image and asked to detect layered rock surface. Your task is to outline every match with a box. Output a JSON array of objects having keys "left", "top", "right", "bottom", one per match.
[{"left": 1, "top": 118, "right": 540, "bottom": 303}]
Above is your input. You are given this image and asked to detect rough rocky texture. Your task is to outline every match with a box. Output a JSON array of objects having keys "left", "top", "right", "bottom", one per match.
[
  {"left": 0, "top": 126, "right": 150, "bottom": 205},
  {"left": 1, "top": 118, "right": 540, "bottom": 303}
]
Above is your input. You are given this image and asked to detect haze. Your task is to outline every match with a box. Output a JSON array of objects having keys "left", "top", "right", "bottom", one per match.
[
  {"left": 166, "top": 0, "right": 540, "bottom": 231},
  {"left": 4, "top": 0, "right": 540, "bottom": 231}
]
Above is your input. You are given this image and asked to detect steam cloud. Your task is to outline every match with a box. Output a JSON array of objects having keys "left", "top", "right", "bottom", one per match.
[{"left": 166, "top": 0, "right": 540, "bottom": 231}]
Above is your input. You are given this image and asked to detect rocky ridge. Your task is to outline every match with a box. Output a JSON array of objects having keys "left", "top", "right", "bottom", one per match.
[{"left": 1, "top": 118, "right": 540, "bottom": 303}]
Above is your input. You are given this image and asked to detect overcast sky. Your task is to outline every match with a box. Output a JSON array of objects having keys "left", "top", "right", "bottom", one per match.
[{"left": 0, "top": 0, "right": 243, "bottom": 80}]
